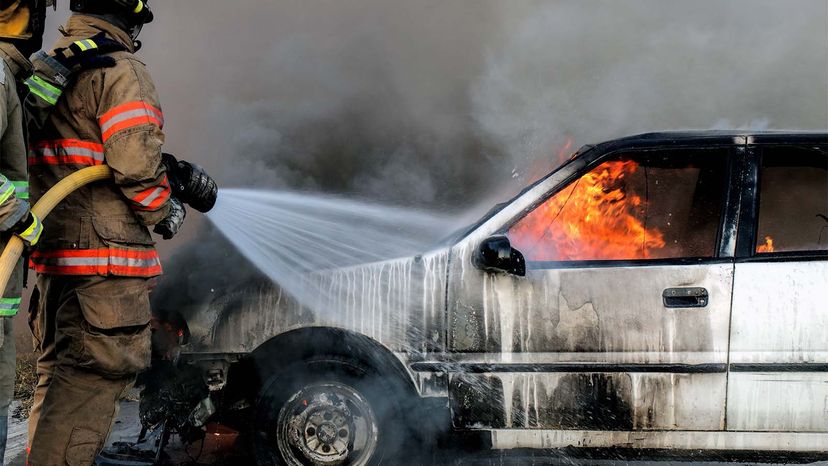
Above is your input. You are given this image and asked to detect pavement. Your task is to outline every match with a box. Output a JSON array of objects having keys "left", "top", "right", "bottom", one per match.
[
  {"left": 4, "top": 402, "right": 27, "bottom": 466},
  {"left": 4, "top": 399, "right": 145, "bottom": 466}
]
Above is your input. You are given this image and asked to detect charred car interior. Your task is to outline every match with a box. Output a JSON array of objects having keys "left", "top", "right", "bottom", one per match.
[{"left": 131, "top": 131, "right": 827, "bottom": 465}]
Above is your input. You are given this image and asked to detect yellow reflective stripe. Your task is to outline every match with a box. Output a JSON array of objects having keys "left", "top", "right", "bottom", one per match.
[
  {"left": 21, "top": 220, "right": 38, "bottom": 237},
  {"left": 25, "top": 75, "right": 62, "bottom": 105},
  {"left": 18, "top": 213, "right": 42, "bottom": 245},
  {"left": 74, "top": 39, "right": 97, "bottom": 52},
  {"left": 0, "top": 175, "right": 14, "bottom": 205},
  {"left": 134, "top": 1, "right": 144, "bottom": 13}
]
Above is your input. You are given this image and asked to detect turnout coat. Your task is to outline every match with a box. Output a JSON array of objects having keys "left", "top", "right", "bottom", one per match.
[
  {"left": 29, "top": 14, "right": 171, "bottom": 278},
  {"left": 0, "top": 42, "right": 33, "bottom": 319}
]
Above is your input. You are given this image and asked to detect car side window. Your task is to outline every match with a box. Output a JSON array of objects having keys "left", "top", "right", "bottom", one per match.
[
  {"left": 508, "top": 150, "right": 727, "bottom": 262},
  {"left": 755, "top": 147, "right": 828, "bottom": 254}
]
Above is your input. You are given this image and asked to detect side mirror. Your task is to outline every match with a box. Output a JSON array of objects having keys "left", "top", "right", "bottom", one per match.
[{"left": 473, "top": 235, "right": 526, "bottom": 276}]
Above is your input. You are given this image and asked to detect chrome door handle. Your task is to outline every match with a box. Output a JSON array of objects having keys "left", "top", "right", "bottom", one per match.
[{"left": 663, "top": 287, "right": 709, "bottom": 308}]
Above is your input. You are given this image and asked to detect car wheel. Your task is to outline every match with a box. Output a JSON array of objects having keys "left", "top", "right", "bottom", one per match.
[{"left": 254, "top": 356, "right": 413, "bottom": 466}]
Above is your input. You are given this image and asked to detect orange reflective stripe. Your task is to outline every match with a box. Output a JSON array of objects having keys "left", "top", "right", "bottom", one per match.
[
  {"left": 99, "top": 101, "right": 164, "bottom": 142},
  {"left": 131, "top": 175, "right": 171, "bottom": 211},
  {"left": 109, "top": 248, "right": 164, "bottom": 276},
  {"left": 30, "top": 248, "right": 163, "bottom": 277},
  {"left": 29, "top": 139, "right": 105, "bottom": 166}
]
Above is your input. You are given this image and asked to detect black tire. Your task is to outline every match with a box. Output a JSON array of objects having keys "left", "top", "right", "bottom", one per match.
[{"left": 253, "top": 355, "right": 421, "bottom": 466}]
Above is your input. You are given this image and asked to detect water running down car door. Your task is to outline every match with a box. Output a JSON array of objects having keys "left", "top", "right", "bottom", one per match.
[{"left": 447, "top": 147, "right": 736, "bottom": 433}]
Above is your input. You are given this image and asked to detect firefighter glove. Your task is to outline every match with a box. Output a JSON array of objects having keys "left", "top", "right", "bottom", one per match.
[
  {"left": 51, "top": 32, "right": 127, "bottom": 73},
  {"left": 161, "top": 153, "right": 218, "bottom": 213},
  {"left": 11, "top": 212, "right": 43, "bottom": 246},
  {"left": 153, "top": 197, "right": 186, "bottom": 240}
]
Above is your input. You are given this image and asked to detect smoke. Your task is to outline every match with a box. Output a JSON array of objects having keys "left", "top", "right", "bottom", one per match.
[
  {"left": 147, "top": 0, "right": 509, "bottom": 206},
  {"left": 472, "top": 1, "right": 828, "bottom": 172},
  {"left": 145, "top": 0, "right": 826, "bottom": 201},
  {"left": 133, "top": 1, "right": 827, "bottom": 315}
]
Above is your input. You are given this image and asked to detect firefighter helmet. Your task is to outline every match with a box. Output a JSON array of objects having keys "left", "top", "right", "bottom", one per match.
[
  {"left": 69, "top": 0, "right": 153, "bottom": 26},
  {"left": 0, "top": 0, "right": 50, "bottom": 53}
]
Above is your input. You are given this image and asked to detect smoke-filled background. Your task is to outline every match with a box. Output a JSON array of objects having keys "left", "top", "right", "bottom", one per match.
[
  {"left": 18, "top": 0, "right": 827, "bottom": 330},
  {"left": 145, "top": 0, "right": 828, "bottom": 198}
]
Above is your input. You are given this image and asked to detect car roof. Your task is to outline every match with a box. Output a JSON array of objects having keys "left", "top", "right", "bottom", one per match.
[{"left": 576, "top": 130, "right": 828, "bottom": 160}]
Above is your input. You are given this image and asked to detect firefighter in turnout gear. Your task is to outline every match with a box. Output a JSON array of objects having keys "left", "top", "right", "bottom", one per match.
[
  {"left": 0, "top": 2, "right": 45, "bottom": 462},
  {"left": 26, "top": 7, "right": 170, "bottom": 466},
  {"left": 25, "top": 1, "right": 216, "bottom": 463},
  {"left": 0, "top": 2, "right": 140, "bottom": 462}
]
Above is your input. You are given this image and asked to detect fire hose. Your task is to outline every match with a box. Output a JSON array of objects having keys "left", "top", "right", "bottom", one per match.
[{"left": 0, "top": 165, "right": 112, "bottom": 292}]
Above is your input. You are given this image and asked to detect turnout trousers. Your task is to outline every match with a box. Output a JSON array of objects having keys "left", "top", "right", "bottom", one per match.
[
  {"left": 1, "top": 263, "right": 23, "bottom": 466},
  {"left": 27, "top": 274, "right": 152, "bottom": 466},
  {"left": 0, "top": 316, "right": 13, "bottom": 466}
]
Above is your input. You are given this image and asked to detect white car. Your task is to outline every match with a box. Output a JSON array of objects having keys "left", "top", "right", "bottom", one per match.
[{"left": 149, "top": 131, "right": 828, "bottom": 465}]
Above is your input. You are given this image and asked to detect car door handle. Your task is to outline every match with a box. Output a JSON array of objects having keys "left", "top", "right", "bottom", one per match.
[{"left": 662, "top": 287, "right": 709, "bottom": 308}]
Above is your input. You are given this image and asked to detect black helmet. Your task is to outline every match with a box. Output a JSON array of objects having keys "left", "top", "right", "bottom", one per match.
[
  {"left": 70, "top": 0, "right": 153, "bottom": 43},
  {"left": 70, "top": 0, "right": 153, "bottom": 26}
]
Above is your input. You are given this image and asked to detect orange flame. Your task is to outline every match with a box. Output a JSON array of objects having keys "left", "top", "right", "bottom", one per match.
[
  {"left": 556, "top": 136, "right": 574, "bottom": 162},
  {"left": 525, "top": 136, "right": 576, "bottom": 184},
  {"left": 756, "top": 235, "right": 774, "bottom": 253},
  {"left": 509, "top": 160, "right": 666, "bottom": 261}
]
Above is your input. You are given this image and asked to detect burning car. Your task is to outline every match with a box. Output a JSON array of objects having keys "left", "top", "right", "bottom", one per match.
[{"left": 142, "top": 131, "right": 827, "bottom": 465}]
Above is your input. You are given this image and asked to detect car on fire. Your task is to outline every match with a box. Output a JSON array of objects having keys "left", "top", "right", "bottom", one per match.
[{"left": 145, "top": 131, "right": 827, "bottom": 465}]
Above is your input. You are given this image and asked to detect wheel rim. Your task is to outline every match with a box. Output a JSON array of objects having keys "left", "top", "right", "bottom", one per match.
[{"left": 275, "top": 382, "right": 378, "bottom": 465}]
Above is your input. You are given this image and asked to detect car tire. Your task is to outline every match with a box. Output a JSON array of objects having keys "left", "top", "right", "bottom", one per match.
[{"left": 253, "top": 355, "right": 419, "bottom": 466}]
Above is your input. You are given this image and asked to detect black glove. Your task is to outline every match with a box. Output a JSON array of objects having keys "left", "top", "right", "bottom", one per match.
[
  {"left": 153, "top": 197, "right": 186, "bottom": 240},
  {"left": 51, "top": 32, "right": 127, "bottom": 72},
  {"left": 161, "top": 153, "right": 218, "bottom": 213}
]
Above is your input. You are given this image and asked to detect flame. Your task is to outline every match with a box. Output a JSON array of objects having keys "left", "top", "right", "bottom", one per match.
[
  {"left": 756, "top": 235, "right": 774, "bottom": 253},
  {"left": 509, "top": 160, "right": 666, "bottom": 261},
  {"left": 525, "top": 136, "right": 576, "bottom": 184},
  {"left": 556, "top": 136, "right": 574, "bottom": 162}
]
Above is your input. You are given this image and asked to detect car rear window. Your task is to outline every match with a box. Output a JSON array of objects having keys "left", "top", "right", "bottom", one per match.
[
  {"left": 508, "top": 149, "right": 727, "bottom": 262},
  {"left": 755, "top": 146, "right": 828, "bottom": 254}
]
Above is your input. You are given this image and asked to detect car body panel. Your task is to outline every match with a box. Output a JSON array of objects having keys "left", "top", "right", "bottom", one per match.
[
  {"left": 488, "top": 429, "right": 828, "bottom": 451},
  {"left": 444, "top": 260, "right": 734, "bottom": 431},
  {"left": 727, "top": 372, "right": 828, "bottom": 432},
  {"left": 449, "top": 372, "right": 727, "bottom": 431},
  {"left": 730, "top": 261, "right": 828, "bottom": 365}
]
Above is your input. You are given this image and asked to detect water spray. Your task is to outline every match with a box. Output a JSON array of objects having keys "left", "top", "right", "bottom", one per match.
[{"left": 205, "top": 189, "right": 458, "bottom": 311}]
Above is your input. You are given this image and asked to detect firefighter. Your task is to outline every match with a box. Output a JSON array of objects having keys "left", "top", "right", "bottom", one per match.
[
  {"left": 0, "top": 2, "right": 45, "bottom": 463},
  {"left": 25, "top": 1, "right": 216, "bottom": 463},
  {"left": 0, "top": 1, "right": 129, "bottom": 463}
]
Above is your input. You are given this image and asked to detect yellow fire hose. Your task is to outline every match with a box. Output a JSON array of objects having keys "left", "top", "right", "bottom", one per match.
[{"left": 0, "top": 165, "right": 112, "bottom": 292}]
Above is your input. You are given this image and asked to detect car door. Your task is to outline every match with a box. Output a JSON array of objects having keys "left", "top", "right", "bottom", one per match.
[
  {"left": 727, "top": 142, "right": 828, "bottom": 432},
  {"left": 446, "top": 145, "right": 737, "bottom": 434}
]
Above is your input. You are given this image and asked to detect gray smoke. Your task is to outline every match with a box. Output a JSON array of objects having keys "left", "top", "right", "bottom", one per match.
[
  {"left": 115, "top": 0, "right": 825, "bottom": 312},
  {"left": 146, "top": 0, "right": 507, "bottom": 207},
  {"left": 142, "top": 0, "right": 827, "bottom": 203},
  {"left": 472, "top": 0, "right": 828, "bottom": 173}
]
